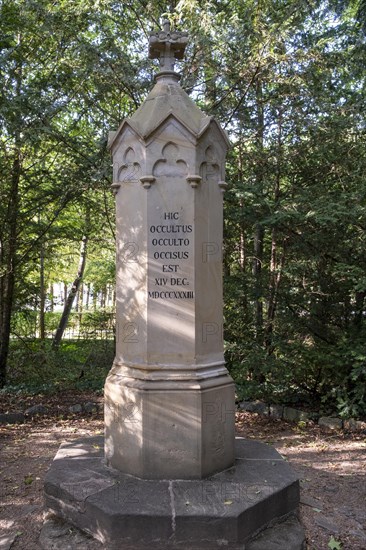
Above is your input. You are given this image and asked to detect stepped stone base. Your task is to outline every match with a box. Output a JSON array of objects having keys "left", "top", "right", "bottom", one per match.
[{"left": 44, "top": 436, "right": 305, "bottom": 550}]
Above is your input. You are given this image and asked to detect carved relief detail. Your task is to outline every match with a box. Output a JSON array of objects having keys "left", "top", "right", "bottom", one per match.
[
  {"left": 186, "top": 175, "right": 202, "bottom": 189},
  {"left": 118, "top": 147, "right": 142, "bottom": 182},
  {"left": 140, "top": 175, "right": 156, "bottom": 189},
  {"left": 153, "top": 142, "right": 188, "bottom": 178},
  {"left": 200, "top": 145, "right": 220, "bottom": 185},
  {"left": 112, "top": 147, "right": 142, "bottom": 196}
]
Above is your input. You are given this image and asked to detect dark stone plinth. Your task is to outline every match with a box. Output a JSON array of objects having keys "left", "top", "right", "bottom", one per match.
[{"left": 44, "top": 436, "right": 304, "bottom": 550}]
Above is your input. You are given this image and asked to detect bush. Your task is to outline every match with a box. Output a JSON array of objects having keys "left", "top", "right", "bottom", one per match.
[{"left": 6, "top": 338, "right": 114, "bottom": 393}]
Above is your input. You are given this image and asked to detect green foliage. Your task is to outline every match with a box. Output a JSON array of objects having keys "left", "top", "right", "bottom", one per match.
[
  {"left": 5, "top": 339, "right": 114, "bottom": 393},
  {"left": 323, "top": 343, "right": 366, "bottom": 418},
  {"left": 218, "top": 0, "right": 366, "bottom": 418},
  {"left": 79, "top": 310, "right": 115, "bottom": 339}
]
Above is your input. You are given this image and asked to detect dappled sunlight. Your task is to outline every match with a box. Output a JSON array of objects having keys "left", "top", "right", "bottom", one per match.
[
  {"left": 280, "top": 443, "right": 366, "bottom": 474},
  {"left": 104, "top": 376, "right": 235, "bottom": 479},
  {"left": 0, "top": 518, "right": 16, "bottom": 529}
]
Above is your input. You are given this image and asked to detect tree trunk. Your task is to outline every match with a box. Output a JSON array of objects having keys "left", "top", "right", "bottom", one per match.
[
  {"left": 50, "top": 283, "right": 54, "bottom": 313},
  {"left": 0, "top": 145, "right": 21, "bottom": 387},
  {"left": 0, "top": 51, "right": 22, "bottom": 387},
  {"left": 101, "top": 287, "right": 106, "bottom": 309},
  {"left": 39, "top": 240, "right": 46, "bottom": 340},
  {"left": 78, "top": 283, "right": 84, "bottom": 312},
  {"left": 252, "top": 80, "right": 265, "bottom": 342},
  {"left": 253, "top": 225, "right": 264, "bottom": 336},
  {"left": 264, "top": 107, "right": 284, "bottom": 354},
  {"left": 265, "top": 233, "right": 286, "bottom": 353},
  {"left": 52, "top": 234, "right": 89, "bottom": 349},
  {"left": 86, "top": 283, "right": 91, "bottom": 310},
  {"left": 77, "top": 283, "right": 84, "bottom": 328},
  {"left": 238, "top": 140, "right": 246, "bottom": 273}
]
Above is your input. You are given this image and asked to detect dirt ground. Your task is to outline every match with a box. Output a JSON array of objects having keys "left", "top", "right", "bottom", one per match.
[{"left": 0, "top": 390, "right": 365, "bottom": 550}]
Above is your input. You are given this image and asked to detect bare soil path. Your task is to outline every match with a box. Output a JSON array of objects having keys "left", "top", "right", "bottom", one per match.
[{"left": 0, "top": 391, "right": 365, "bottom": 549}]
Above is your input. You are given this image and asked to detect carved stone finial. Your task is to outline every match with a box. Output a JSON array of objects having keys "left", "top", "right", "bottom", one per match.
[
  {"left": 149, "top": 19, "right": 188, "bottom": 74},
  {"left": 162, "top": 19, "right": 170, "bottom": 33}
]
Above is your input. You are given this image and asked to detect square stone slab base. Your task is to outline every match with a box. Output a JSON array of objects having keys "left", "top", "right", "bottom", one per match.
[{"left": 44, "top": 436, "right": 305, "bottom": 550}]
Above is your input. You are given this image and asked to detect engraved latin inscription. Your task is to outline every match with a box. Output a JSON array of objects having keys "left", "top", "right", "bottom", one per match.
[{"left": 149, "top": 210, "right": 194, "bottom": 299}]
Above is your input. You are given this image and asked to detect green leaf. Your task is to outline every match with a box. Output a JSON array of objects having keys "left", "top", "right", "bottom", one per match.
[
  {"left": 24, "top": 475, "right": 33, "bottom": 485},
  {"left": 328, "top": 536, "right": 342, "bottom": 550}
]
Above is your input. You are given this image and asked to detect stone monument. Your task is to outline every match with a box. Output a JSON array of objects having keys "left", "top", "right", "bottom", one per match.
[
  {"left": 44, "top": 20, "right": 305, "bottom": 550},
  {"left": 105, "top": 18, "right": 235, "bottom": 480}
]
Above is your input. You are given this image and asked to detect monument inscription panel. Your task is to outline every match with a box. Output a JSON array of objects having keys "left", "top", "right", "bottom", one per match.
[{"left": 148, "top": 210, "right": 194, "bottom": 300}]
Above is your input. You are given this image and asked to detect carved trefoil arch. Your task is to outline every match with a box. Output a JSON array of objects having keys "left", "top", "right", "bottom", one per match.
[
  {"left": 112, "top": 146, "right": 142, "bottom": 195},
  {"left": 200, "top": 145, "right": 227, "bottom": 192},
  {"left": 153, "top": 142, "right": 188, "bottom": 178}
]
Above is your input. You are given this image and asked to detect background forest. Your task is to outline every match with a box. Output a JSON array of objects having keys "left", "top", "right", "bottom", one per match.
[{"left": 1, "top": 0, "right": 365, "bottom": 418}]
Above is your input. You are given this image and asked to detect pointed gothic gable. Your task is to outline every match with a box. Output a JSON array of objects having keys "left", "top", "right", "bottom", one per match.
[
  {"left": 109, "top": 112, "right": 230, "bottom": 153},
  {"left": 144, "top": 112, "right": 198, "bottom": 146},
  {"left": 108, "top": 120, "right": 144, "bottom": 154}
]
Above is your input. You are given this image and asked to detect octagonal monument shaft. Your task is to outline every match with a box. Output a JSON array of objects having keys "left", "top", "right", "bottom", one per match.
[{"left": 105, "top": 20, "right": 235, "bottom": 479}]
